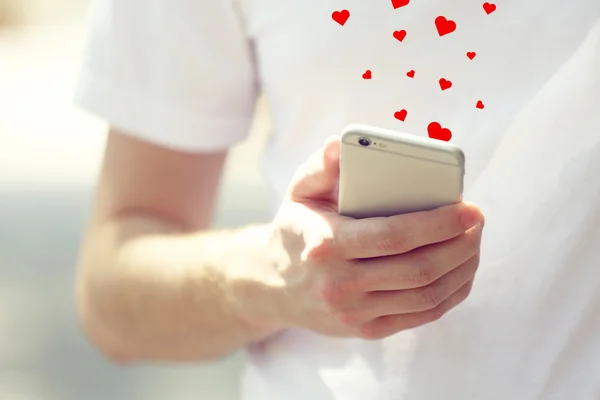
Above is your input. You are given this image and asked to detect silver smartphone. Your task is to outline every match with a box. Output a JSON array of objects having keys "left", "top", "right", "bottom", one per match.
[{"left": 338, "top": 124, "right": 465, "bottom": 219}]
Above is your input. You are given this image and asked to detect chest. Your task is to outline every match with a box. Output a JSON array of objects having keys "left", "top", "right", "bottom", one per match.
[
  {"left": 241, "top": 0, "right": 600, "bottom": 93},
  {"left": 240, "top": 0, "right": 600, "bottom": 186}
]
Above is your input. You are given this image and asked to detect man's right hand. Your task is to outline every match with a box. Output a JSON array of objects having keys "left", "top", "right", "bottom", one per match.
[
  {"left": 78, "top": 130, "right": 484, "bottom": 362},
  {"left": 234, "top": 136, "right": 485, "bottom": 341}
]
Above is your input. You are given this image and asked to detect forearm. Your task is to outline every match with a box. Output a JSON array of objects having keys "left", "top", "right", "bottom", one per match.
[{"left": 76, "top": 215, "right": 284, "bottom": 363}]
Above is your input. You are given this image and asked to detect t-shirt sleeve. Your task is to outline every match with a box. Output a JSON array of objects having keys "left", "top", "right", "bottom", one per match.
[{"left": 74, "top": 0, "right": 259, "bottom": 152}]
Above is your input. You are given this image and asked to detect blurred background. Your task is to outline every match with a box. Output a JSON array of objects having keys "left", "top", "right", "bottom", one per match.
[{"left": 0, "top": 1, "right": 271, "bottom": 399}]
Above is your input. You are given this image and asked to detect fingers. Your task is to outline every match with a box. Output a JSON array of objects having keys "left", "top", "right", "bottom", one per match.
[
  {"left": 336, "top": 201, "right": 484, "bottom": 259},
  {"left": 289, "top": 136, "right": 341, "bottom": 203},
  {"left": 362, "top": 252, "right": 479, "bottom": 318},
  {"left": 357, "top": 222, "right": 483, "bottom": 291},
  {"left": 357, "top": 280, "right": 474, "bottom": 340}
]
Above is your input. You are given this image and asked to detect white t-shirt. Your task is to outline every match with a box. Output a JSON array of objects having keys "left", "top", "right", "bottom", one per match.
[{"left": 75, "top": 1, "right": 600, "bottom": 399}]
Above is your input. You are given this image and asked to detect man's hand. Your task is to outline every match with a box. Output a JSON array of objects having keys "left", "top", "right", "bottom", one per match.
[
  {"left": 79, "top": 131, "right": 483, "bottom": 364},
  {"left": 232, "top": 137, "right": 484, "bottom": 340}
]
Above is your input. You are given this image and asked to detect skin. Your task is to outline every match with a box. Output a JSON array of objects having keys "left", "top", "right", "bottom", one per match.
[{"left": 75, "top": 129, "right": 484, "bottom": 364}]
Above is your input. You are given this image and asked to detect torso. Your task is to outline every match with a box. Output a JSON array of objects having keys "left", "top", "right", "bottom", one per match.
[{"left": 236, "top": 1, "right": 600, "bottom": 398}]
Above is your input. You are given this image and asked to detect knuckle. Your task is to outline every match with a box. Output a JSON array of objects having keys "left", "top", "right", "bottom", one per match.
[
  {"left": 376, "top": 220, "right": 408, "bottom": 254},
  {"left": 464, "top": 226, "right": 482, "bottom": 250},
  {"left": 340, "top": 223, "right": 373, "bottom": 255},
  {"left": 319, "top": 283, "right": 345, "bottom": 308},
  {"left": 378, "top": 224, "right": 398, "bottom": 253},
  {"left": 409, "top": 254, "right": 436, "bottom": 286},
  {"left": 334, "top": 310, "right": 362, "bottom": 327},
  {"left": 319, "top": 279, "right": 357, "bottom": 308},
  {"left": 429, "top": 218, "right": 448, "bottom": 241},
  {"left": 428, "top": 304, "right": 447, "bottom": 323},
  {"left": 470, "top": 252, "right": 481, "bottom": 271},
  {"left": 460, "top": 281, "right": 475, "bottom": 299},
  {"left": 341, "top": 273, "right": 368, "bottom": 295},
  {"left": 463, "top": 286, "right": 474, "bottom": 300},
  {"left": 305, "top": 237, "right": 336, "bottom": 262},
  {"left": 416, "top": 284, "right": 441, "bottom": 309}
]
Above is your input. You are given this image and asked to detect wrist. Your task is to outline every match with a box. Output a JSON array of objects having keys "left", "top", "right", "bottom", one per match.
[{"left": 220, "top": 223, "right": 290, "bottom": 342}]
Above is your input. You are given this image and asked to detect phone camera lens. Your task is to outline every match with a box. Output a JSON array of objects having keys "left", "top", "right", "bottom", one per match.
[{"left": 358, "top": 137, "right": 371, "bottom": 147}]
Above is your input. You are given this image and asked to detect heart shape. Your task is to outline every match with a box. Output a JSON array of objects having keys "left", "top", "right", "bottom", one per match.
[
  {"left": 483, "top": 2, "right": 496, "bottom": 14},
  {"left": 435, "top": 16, "right": 456, "bottom": 37},
  {"left": 393, "top": 30, "right": 407, "bottom": 42},
  {"left": 391, "top": 0, "right": 410, "bottom": 9},
  {"left": 362, "top": 70, "right": 372, "bottom": 79},
  {"left": 406, "top": 70, "right": 415, "bottom": 78},
  {"left": 394, "top": 109, "right": 408, "bottom": 122},
  {"left": 476, "top": 100, "right": 485, "bottom": 109},
  {"left": 439, "top": 78, "right": 452, "bottom": 91},
  {"left": 332, "top": 9, "right": 350, "bottom": 26},
  {"left": 467, "top": 51, "right": 476, "bottom": 60},
  {"left": 427, "top": 122, "right": 452, "bottom": 141}
]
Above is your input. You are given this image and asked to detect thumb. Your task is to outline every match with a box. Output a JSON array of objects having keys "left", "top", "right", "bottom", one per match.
[{"left": 288, "top": 136, "right": 341, "bottom": 204}]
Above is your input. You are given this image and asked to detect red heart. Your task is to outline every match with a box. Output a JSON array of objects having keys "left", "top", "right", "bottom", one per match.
[
  {"left": 362, "top": 70, "right": 372, "bottom": 79},
  {"left": 427, "top": 122, "right": 452, "bottom": 141},
  {"left": 467, "top": 51, "right": 476, "bottom": 60},
  {"left": 435, "top": 16, "right": 456, "bottom": 37},
  {"left": 393, "top": 30, "right": 407, "bottom": 42},
  {"left": 406, "top": 70, "right": 415, "bottom": 78},
  {"left": 391, "top": 0, "right": 410, "bottom": 9},
  {"left": 476, "top": 100, "right": 485, "bottom": 109},
  {"left": 332, "top": 9, "right": 350, "bottom": 26},
  {"left": 394, "top": 109, "right": 408, "bottom": 122},
  {"left": 439, "top": 78, "right": 452, "bottom": 91},
  {"left": 483, "top": 2, "right": 496, "bottom": 14}
]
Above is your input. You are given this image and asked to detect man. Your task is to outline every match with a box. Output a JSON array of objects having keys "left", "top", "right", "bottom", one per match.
[{"left": 75, "top": 0, "right": 600, "bottom": 399}]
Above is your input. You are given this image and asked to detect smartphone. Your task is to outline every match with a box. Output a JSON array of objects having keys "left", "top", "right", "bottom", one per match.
[{"left": 338, "top": 124, "right": 465, "bottom": 219}]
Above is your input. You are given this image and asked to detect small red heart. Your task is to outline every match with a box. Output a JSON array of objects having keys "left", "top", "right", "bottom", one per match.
[
  {"left": 332, "top": 9, "right": 350, "bottom": 26},
  {"left": 362, "top": 70, "right": 372, "bottom": 79},
  {"left": 476, "top": 100, "right": 485, "bottom": 109},
  {"left": 394, "top": 109, "right": 408, "bottom": 122},
  {"left": 406, "top": 70, "right": 415, "bottom": 78},
  {"left": 435, "top": 16, "right": 456, "bottom": 37},
  {"left": 467, "top": 51, "right": 476, "bottom": 60},
  {"left": 483, "top": 2, "right": 496, "bottom": 15},
  {"left": 427, "top": 122, "right": 452, "bottom": 141},
  {"left": 393, "top": 30, "right": 407, "bottom": 42},
  {"left": 391, "top": 0, "right": 410, "bottom": 9},
  {"left": 439, "top": 78, "right": 452, "bottom": 91}
]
